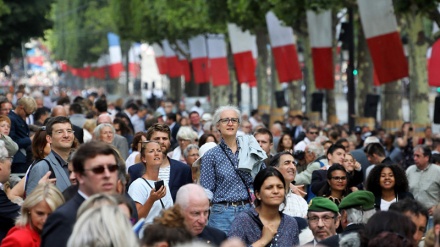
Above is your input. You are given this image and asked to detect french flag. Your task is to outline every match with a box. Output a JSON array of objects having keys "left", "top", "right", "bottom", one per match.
[
  {"left": 358, "top": 0, "right": 408, "bottom": 84},
  {"left": 189, "top": 35, "right": 210, "bottom": 83},
  {"left": 162, "top": 40, "right": 182, "bottom": 78},
  {"left": 152, "top": 43, "right": 168, "bottom": 75},
  {"left": 91, "top": 55, "right": 109, "bottom": 80},
  {"left": 428, "top": 18, "right": 440, "bottom": 87},
  {"left": 107, "top": 32, "right": 124, "bottom": 79},
  {"left": 177, "top": 40, "right": 191, "bottom": 83},
  {"left": 307, "top": 10, "right": 334, "bottom": 89},
  {"left": 227, "top": 23, "right": 257, "bottom": 83},
  {"left": 207, "top": 34, "right": 230, "bottom": 86},
  {"left": 266, "top": 11, "right": 302, "bottom": 83},
  {"left": 128, "top": 43, "right": 141, "bottom": 78}
]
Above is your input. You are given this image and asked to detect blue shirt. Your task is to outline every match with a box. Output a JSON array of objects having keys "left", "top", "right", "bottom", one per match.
[
  {"left": 200, "top": 139, "right": 252, "bottom": 203},
  {"left": 228, "top": 207, "right": 299, "bottom": 247}
]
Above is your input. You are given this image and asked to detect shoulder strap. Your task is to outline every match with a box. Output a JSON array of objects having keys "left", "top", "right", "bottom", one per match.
[
  {"left": 219, "top": 145, "right": 252, "bottom": 203},
  {"left": 317, "top": 159, "right": 325, "bottom": 168},
  {"left": 141, "top": 177, "right": 165, "bottom": 209},
  {"left": 25, "top": 159, "right": 55, "bottom": 191}
]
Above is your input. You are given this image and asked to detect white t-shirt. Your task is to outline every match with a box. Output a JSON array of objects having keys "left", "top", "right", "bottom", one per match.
[
  {"left": 128, "top": 178, "right": 173, "bottom": 224},
  {"left": 380, "top": 198, "right": 396, "bottom": 211},
  {"left": 125, "top": 151, "right": 140, "bottom": 173}
]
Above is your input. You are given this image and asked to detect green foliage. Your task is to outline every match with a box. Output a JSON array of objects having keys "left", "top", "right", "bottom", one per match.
[
  {"left": 51, "top": 0, "right": 115, "bottom": 67},
  {"left": 111, "top": 0, "right": 217, "bottom": 44},
  {"left": 0, "top": 0, "right": 54, "bottom": 65}
]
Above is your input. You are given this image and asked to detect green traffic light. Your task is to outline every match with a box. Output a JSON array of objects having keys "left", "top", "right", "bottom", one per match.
[
  {"left": 353, "top": 69, "right": 358, "bottom": 76},
  {"left": 437, "top": 87, "right": 440, "bottom": 93}
]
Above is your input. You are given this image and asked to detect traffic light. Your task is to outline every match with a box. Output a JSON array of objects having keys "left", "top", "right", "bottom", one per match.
[{"left": 353, "top": 69, "right": 358, "bottom": 76}]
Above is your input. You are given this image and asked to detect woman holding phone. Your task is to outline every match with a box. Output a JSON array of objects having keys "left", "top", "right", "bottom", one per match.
[{"left": 128, "top": 141, "right": 173, "bottom": 223}]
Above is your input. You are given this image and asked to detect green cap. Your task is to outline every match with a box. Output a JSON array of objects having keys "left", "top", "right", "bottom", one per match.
[
  {"left": 338, "top": 190, "right": 375, "bottom": 210},
  {"left": 308, "top": 197, "right": 339, "bottom": 213}
]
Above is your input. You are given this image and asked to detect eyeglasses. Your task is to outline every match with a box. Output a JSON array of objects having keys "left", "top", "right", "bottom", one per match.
[
  {"left": 308, "top": 131, "right": 319, "bottom": 135},
  {"left": 1, "top": 156, "right": 13, "bottom": 162},
  {"left": 331, "top": 176, "right": 347, "bottom": 181},
  {"left": 84, "top": 164, "right": 119, "bottom": 174},
  {"left": 307, "top": 215, "right": 335, "bottom": 225},
  {"left": 178, "top": 139, "right": 191, "bottom": 143},
  {"left": 218, "top": 118, "right": 240, "bottom": 125},
  {"left": 53, "top": 129, "right": 75, "bottom": 135},
  {"left": 187, "top": 153, "right": 199, "bottom": 157}
]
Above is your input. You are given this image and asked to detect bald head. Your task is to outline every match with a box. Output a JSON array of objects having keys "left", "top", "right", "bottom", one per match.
[
  {"left": 51, "top": 105, "right": 67, "bottom": 117},
  {"left": 175, "top": 184, "right": 208, "bottom": 209},
  {"left": 97, "top": 114, "right": 112, "bottom": 125}
]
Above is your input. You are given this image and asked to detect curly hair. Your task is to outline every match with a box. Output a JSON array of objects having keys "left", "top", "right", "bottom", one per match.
[{"left": 365, "top": 163, "right": 409, "bottom": 197}]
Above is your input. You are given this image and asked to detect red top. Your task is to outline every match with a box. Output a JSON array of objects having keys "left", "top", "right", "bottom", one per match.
[{"left": 0, "top": 225, "right": 40, "bottom": 247}]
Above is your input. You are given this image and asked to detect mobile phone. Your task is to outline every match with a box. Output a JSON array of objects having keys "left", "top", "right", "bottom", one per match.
[{"left": 154, "top": 180, "right": 164, "bottom": 191}]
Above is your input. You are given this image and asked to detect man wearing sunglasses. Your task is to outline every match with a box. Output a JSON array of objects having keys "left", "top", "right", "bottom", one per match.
[
  {"left": 8, "top": 96, "right": 37, "bottom": 173},
  {"left": 41, "top": 141, "right": 120, "bottom": 247},
  {"left": 25, "top": 116, "right": 74, "bottom": 196},
  {"left": 294, "top": 125, "right": 320, "bottom": 152}
]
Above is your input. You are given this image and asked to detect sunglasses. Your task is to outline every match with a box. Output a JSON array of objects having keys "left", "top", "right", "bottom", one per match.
[{"left": 84, "top": 164, "right": 119, "bottom": 174}]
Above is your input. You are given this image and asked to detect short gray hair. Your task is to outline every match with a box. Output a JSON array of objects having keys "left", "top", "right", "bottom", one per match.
[
  {"left": 175, "top": 184, "right": 208, "bottom": 210},
  {"left": 212, "top": 105, "right": 241, "bottom": 127},
  {"left": 183, "top": 144, "right": 199, "bottom": 158},
  {"left": 345, "top": 208, "right": 376, "bottom": 224},
  {"left": 0, "top": 140, "right": 8, "bottom": 158},
  {"left": 93, "top": 123, "right": 115, "bottom": 140},
  {"left": 176, "top": 126, "right": 198, "bottom": 141},
  {"left": 307, "top": 142, "right": 324, "bottom": 157}
]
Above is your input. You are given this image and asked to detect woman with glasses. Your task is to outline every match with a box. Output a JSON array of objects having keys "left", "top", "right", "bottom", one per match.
[
  {"left": 169, "top": 126, "right": 198, "bottom": 164},
  {"left": 229, "top": 167, "right": 299, "bottom": 246},
  {"left": 316, "top": 164, "right": 351, "bottom": 206},
  {"left": 200, "top": 105, "right": 267, "bottom": 233},
  {"left": 365, "top": 163, "right": 413, "bottom": 211},
  {"left": 128, "top": 141, "right": 173, "bottom": 224},
  {"left": 1, "top": 183, "right": 65, "bottom": 247}
]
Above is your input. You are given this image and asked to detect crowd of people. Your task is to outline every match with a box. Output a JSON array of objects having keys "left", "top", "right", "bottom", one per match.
[{"left": 0, "top": 87, "right": 439, "bottom": 247}]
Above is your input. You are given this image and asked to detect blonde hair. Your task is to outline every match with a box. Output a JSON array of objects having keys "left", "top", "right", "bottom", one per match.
[
  {"left": 83, "top": 119, "right": 97, "bottom": 134},
  {"left": 67, "top": 205, "right": 139, "bottom": 247},
  {"left": 16, "top": 183, "right": 65, "bottom": 227},
  {"left": 76, "top": 194, "right": 118, "bottom": 218}
]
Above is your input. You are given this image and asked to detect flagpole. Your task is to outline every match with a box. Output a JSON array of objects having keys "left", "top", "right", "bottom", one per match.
[{"left": 347, "top": 6, "right": 355, "bottom": 132}]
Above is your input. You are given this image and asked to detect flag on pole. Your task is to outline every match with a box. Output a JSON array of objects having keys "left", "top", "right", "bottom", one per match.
[
  {"left": 428, "top": 16, "right": 440, "bottom": 87},
  {"left": 357, "top": 0, "right": 408, "bottom": 84},
  {"left": 128, "top": 43, "right": 141, "bottom": 78},
  {"left": 207, "top": 34, "right": 230, "bottom": 86},
  {"left": 266, "top": 11, "right": 302, "bottom": 83},
  {"left": 227, "top": 23, "right": 257, "bottom": 83},
  {"left": 307, "top": 10, "right": 334, "bottom": 89},
  {"left": 189, "top": 35, "right": 210, "bottom": 83},
  {"left": 162, "top": 40, "right": 183, "bottom": 78},
  {"left": 107, "top": 32, "right": 124, "bottom": 79},
  {"left": 91, "top": 55, "right": 109, "bottom": 80},
  {"left": 176, "top": 40, "right": 191, "bottom": 83},
  {"left": 152, "top": 43, "right": 168, "bottom": 75}
]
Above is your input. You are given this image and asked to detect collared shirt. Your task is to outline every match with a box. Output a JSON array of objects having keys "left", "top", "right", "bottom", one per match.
[
  {"left": 283, "top": 190, "right": 309, "bottom": 218},
  {"left": 406, "top": 163, "right": 440, "bottom": 209},
  {"left": 200, "top": 139, "right": 252, "bottom": 203}
]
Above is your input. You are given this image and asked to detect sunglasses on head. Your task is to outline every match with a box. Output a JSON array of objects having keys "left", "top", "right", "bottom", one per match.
[{"left": 85, "top": 164, "right": 119, "bottom": 174}]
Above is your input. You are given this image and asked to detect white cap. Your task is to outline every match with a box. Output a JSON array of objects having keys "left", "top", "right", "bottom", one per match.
[
  {"left": 192, "top": 142, "right": 217, "bottom": 167},
  {"left": 363, "top": 136, "right": 380, "bottom": 147}
]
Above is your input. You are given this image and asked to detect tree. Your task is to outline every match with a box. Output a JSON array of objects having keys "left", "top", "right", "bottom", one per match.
[{"left": 0, "top": 0, "right": 54, "bottom": 66}]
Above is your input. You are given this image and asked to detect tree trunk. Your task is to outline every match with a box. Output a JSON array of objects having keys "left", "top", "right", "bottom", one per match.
[
  {"left": 381, "top": 80, "right": 402, "bottom": 123},
  {"left": 210, "top": 84, "right": 229, "bottom": 110},
  {"left": 405, "top": 11, "right": 430, "bottom": 128},
  {"left": 288, "top": 81, "right": 302, "bottom": 113},
  {"left": 256, "top": 28, "right": 271, "bottom": 110},
  {"left": 326, "top": 10, "right": 338, "bottom": 124},
  {"left": 356, "top": 21, "right": 374, "bottom": 117},
  {"left": 168, "top": 77, "right": 182, "bottom": 102},
  {"left": 299, "top": 34, "right": 316, "bottom": 114}
]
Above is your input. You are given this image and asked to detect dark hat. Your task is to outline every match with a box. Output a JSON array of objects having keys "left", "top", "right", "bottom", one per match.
[
  {"left": 354, "top": 126, "right": 362, "bottom": 134},
  {"left": 308, "top": 197, "right": 339, "bottom": 214},
  {"left": 338, "top": 190, "right": 375, "bottom": 210}
]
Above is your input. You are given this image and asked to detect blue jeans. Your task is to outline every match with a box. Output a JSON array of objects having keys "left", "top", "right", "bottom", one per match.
[{"left": 208, "top": 203, "right": 251, "bottom": 234}]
